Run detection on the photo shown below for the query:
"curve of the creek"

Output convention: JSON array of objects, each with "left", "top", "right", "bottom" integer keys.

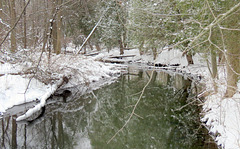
[{"left": 0, "top": 67, "right": 218, "bottom": 149}]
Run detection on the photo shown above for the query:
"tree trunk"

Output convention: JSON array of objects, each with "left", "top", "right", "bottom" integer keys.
[
  {"left": 30, "top": 0, "right": 36, "bottom": 48},
  {"left": 139, "top": 40, "right": 144, "bottom": 55},
  {"left": 95, "top": 44, "right": 101, "bottom": 51},
  {"left": 211, "top": 48, "right": 218, "bottom": 79},
  {"left": 0, "top": 1, "right": 3, "bottom": 29},
  {"left": 9, "top": 0, "right": 17, "bottom": 53},
  {"left": 224, "top": 12, "right": 240, "bottom": 97},
  {"left": 218, "top": 51, "right": 225, "bottom": 64},
  {"left": 211, "top": 47, "right": 218, "bottom": 92},
  {"left": 153, "top": 47, "right": 157, "bottom": 60},
  {"left": 1, "top": 119, "right": 4, "bottom": 148},
  {"left": 58, "top": 112, "right": 64, "bottom": 149},
  {"left": 87, "top": 40, "right": 93, "bottom": 51},
  {"left": 107, "top": 47, "right": 111, "bottom": 53},
  {"left": 186, "top": 53, "right": 194, "bottom": 65},
  {"left": 52, "top": 0, "right": 62, "bottom": 54},
  {"left": 24, "top": 124, "right": 27, "bottom": 149},
  {"left": 12, "top": 115, "right": 17, "bottom": 149},
  {"left": 51, "top": 114, "right": 56, "bottom": 148},
  {"left": 23, "top": 0, "right": 27, "bottom": 49},
  {"left": 119, "top": 39, "right": 124, "bottom": 55},
  {"left": 55, "top": 0, "right": 62, "bottom": 54},
  {"left": 52, "top": 21, "right": 57, "bottom": 54},
  {"left": 52, "top": 0, "right": 57, "bottom": 54}
]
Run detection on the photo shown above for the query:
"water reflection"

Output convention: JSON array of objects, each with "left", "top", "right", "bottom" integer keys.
[{"left": 0, "top": 70, "right": 217, "bottom": 149}]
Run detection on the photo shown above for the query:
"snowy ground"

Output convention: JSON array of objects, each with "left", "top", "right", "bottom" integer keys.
[
  {"left": 0, "top": 50, "right": 120, "bottom": 120},
  {"left": 1, "top": 47, "right": 239, "bottom": 148},
  {"left": 182, "top": 64, "right": 240, "bottom": 149}
]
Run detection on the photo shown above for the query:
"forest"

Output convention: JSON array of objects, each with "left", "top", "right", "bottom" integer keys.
[{"left": 0, "top": 0, "right": 240, "bottom": 148}]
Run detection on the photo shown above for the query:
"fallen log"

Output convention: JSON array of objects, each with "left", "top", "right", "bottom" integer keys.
[
  {"left": 16, "top": 76, "right": 68, "bottom": 122},
  {"left": 0, "top": 71, "right": 34, "bottom": 77},
  {"left": 84, "top": 52, "right": 100, "bottom": 56},
  {"left": 147, "top": 62, "right": 180, "bottom": 67},
  {"left": 108, "top": 55, "right": 136, "bottom": 59},
  {"left": 0, "top": 59, "right": 4, "bottom": 64},
  {"left": 123, "top": 47, "right": 137, "bottom": 50},
  {"left": 103, "top": 58, "right": 132, "bottom": 64}
]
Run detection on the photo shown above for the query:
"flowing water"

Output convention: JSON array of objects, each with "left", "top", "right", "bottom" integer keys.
[{"left": 0, "top": 69, "right": 217, "bottom": 149}]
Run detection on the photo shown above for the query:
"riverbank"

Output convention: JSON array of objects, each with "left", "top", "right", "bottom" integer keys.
[
  {"left": 94, "top": 48, "right": 240, "bottom": 149},
  {"left": 182, "top": 63, "right": 240, "bottom": 149},
  {"left": 0, "top": 50, "right": 121, "bottom": 120},
  {"left": 0, "top": 48, "right": 239, "bottom": 148}
]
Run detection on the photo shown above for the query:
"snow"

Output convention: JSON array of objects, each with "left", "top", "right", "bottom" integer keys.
[
  {"left": 180, "top": 59, "right": 240, "bottom": 148},
  {"left": 94, "top": 48, "right": 191, "bottom": 66},
  {"left": 0, "top": 51, "right": 120, "bottom": 120},
  {"left": 16, "top": 77, "right": 64, "bottom": 121},
  {"left": 201, "top": 94, "right": 240, "bottom": 148},
  {"left": 1, "top": 47, "right": 240, "bottom": 148},
  {"left": 0, "top": 75, "right": 46, "bottom": 112},
  {"left": 99, "top": 48, "right": 240, "bottom": 149}
]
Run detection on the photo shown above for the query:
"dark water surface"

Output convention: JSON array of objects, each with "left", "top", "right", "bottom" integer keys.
[{"left": 0, "top": 69, "right": 217, "bottom": 149}]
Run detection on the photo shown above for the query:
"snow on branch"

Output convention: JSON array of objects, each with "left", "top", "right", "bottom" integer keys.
[{"left": 16, "top": 77, "right": 65, "bottom": 121}]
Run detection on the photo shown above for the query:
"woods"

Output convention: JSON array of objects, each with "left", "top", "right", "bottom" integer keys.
[
  {"left": 0, "top": 0, "right": 240, "bottom": 148},
  {"left": 0, "top": 0, "right": 239, "bottom": 115}
]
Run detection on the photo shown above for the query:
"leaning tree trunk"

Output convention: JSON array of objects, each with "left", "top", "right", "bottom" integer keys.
[{"left": 224, "top": 11, "right": 240, "bottom": 97}]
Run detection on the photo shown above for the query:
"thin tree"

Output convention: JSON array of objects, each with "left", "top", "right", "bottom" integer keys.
[
  {"left": 9, "top": 0, "right": 17, "bottom": 53},
  {"left": 23, "top": 0, "right": 27, "bottom": 49}
]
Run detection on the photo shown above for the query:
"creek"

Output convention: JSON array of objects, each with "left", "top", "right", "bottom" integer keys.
[{"left": 0, "top": 68, "right": 217, "bottom": 149}]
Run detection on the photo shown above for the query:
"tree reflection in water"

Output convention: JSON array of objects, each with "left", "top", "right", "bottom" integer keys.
[{"left": 0, "top": 69, "right": 217, "bottom": 149}]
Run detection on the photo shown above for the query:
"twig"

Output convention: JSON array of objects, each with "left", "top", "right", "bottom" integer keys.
[
  {"left": 107, "top": 70, "right": 155, "bottom": 144},
  {"left": 133, "top": 113, "right": 144, "bottom": 119},
  {"left": 219, "top": 26, "right": 240, "bottom": 31},
  {"left": 174, "top": 97, "right": 199, "bottom": 112}
]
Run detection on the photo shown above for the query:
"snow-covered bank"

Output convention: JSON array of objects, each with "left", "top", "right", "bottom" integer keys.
[
  {"left": 0, "top": 52, "right": 120, "bottom": 120},
  {"left": 179, "top": 63, "right": 240, "bottom": 148},
  {"left": 96, "top": 48, "right": 240, "bottom": 148},
  {"left": 1, "top": 48, "right": 239, "bottom": 148}
]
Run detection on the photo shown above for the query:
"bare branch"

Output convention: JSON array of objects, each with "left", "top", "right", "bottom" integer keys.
[
  {"left": 76, "top": 8, "right": 109, "bottom": 54},
  {"left": 184, "top": 2, "right": 240, "bottom": 53},
  {"left": 219, "top": 26, "right": 240, "bottom": 31},
  {"left": 107, "top": 70, "right": 155, "bottom": 144}
]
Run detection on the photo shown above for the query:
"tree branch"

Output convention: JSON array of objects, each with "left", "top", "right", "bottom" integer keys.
[
  {"left": 76, "top": 7, "right": 109, "bottom": 54},
  {"left": 183, "top": 2, "right": 240, "bottom": 53},
  {"left": 107, "top": 70, "right": 155, "bottom": 144}
]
